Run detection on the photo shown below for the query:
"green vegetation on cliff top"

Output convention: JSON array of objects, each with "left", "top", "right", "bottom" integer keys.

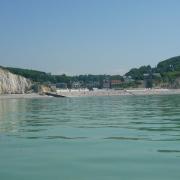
[
  {"left": 1, "top": 56, "right": 180, "bottom": 85},
  {"left": 126, "top": 56, "right": 180, "bottom": 81}
]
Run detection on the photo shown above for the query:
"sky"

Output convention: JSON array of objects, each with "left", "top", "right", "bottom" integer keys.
[{"left": 1, "top": 0, "right": 180, "bottom": 75}]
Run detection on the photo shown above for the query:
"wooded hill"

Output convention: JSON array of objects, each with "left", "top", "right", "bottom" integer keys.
[
  {"left": 1, "top": 55, "right": 180, "bottom": 88},
  {"left": 126, "top": 56, "right": 180, "bottom": 82}
]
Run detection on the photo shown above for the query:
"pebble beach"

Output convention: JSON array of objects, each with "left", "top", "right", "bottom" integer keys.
[
  {"left": 1, "top": 89, "right": 180, "bottom": 99},
  {"left": 56, "top": 88, "right": 180, "bottom": 97}
]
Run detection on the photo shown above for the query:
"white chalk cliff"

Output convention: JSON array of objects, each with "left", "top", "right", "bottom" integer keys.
[{"left": 0, "top": 68, "right": 31, "bottom": 94}]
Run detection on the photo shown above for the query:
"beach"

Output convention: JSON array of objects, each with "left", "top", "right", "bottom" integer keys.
[
  {"left": 1, "top": 89, "right": 180, "bottom": 99},
  {"left": 55, "top": 88, "right": 180, "bottom": 97}
]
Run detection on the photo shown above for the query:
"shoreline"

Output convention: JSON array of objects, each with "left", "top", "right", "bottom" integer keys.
[
  {"left": 1, "top": 89, "right": 180, "bottom": 99},
  {"left": 56, "top": 88, "right": 180, "bottom": 97},
  {"left": 0, "top": 93, "right": 51, "bottom": 99}
]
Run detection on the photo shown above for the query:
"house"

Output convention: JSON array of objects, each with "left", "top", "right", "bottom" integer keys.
[
  {"left": 143, "top": 73, "right": 162, "bottom": 88},
  {"left": 86, "top": 81, "right": 100, "bottom": 89},
  {"left": 143, "top": 73, "right": 152, "bottom": 88},
  {"left": 103, "top": 79, "right": 110, "bottom": 89},
  {"left": 71, "top": 81, "right": 81, "bottom": 89},
  {"left": 123, "top": 76, "right": 134, "bottom": 83},
  {"left": 56, "top": 83, "right": 67, "bottom": 89},
  {"left": 110, "top": 79, "right": 122, "bottom": 88}
]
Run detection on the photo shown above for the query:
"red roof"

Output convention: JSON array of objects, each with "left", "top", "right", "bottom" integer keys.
[{"left": 111, "top": 80, "right": 122, "bottom": 84}]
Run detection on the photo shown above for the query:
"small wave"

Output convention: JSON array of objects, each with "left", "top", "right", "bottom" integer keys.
[
  {"left": 45, "top": 136, "right": 87, "bottom": 140},
  {"left": 104, "top": 136, "right": 150, "bottom": 141},
  {"left": 157, "top": 149, "right": 180, "bottom": 153}
]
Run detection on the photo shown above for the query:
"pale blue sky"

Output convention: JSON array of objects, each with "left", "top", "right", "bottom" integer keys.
[{"left": 1, "top": 0, "right": 180, "bottom": 75}]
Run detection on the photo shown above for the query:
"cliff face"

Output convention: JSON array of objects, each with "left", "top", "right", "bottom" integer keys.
[{"left": 0, "top": 68, "right": 31, "bottom": 94}]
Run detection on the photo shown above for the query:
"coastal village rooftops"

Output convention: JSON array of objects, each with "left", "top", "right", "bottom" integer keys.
[
  {"left": 56, "top": 83, "right": 67, "bottom": 89},
  {"left": 111, "top": 79, "right": 122, "bottom": 85},
  {"left": 123, "top": 75, "right": 134, "bottom": 82},
  {"left": 103, "top": 79, "right": 110, "bottom": 88}
]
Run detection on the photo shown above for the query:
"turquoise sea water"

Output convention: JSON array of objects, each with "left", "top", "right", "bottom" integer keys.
[{"left": 0, "top": 95, "right": 180, "bottom": 180}]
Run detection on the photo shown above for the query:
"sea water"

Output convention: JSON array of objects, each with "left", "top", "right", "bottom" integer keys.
[{"left": 0, "top": 95, "right": 180, "bottom": 180}]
